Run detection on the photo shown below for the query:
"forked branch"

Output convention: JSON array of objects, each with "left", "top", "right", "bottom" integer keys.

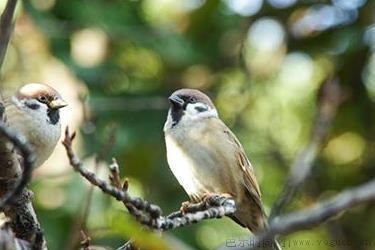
[{"left": 62, "top": 127, "right": 236, "bottom": 233}]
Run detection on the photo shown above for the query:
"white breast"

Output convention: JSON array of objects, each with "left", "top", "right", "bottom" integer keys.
[
  {"left": 5, "top": 100, "right": 61, "bottom": 167},
  {"left": 164, "top": 118, "right": 233, "bottom": 201},
  {"left": 165, "top": 134, "right": 207, "bottom": 198}
]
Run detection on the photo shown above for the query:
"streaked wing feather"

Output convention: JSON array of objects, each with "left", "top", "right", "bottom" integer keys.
[{"left": 223, "top": 127, "right": 263, "bottom": 207}]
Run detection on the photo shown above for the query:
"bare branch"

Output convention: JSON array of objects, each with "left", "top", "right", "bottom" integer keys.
[
  {"left": 0, "top": 0, "right": 18, "bottom": 70},
  {"left": 244, "top": 179, "right": 375, "bottom": 250},
  {"left": 0, "top": 123, "right": 34, "bottom": 209},
  {"left": 0, "top": 1, "right": 44, "bottom": 245},
  {"left": 62, "top": 127, "right": 236, "bottom": 233},
  {"left": 0, "top": 122, "right": 43, "bottom": 246},
  {"left": 65, "top": 125, "right": 118, "bottom": 250},
  {"left": 270, "top": 77, "right": 343, "bottom": 218}
]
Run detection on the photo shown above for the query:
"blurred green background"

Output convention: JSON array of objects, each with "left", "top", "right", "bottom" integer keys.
[{"left": 1, "top": 0, "right": 375, "bottom": 249}]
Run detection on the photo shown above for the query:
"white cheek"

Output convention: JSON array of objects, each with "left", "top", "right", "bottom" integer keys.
[
  {"left": 185, "top": 103, "right": 201, "bottom": 116},
  {"left": 29, "top": 105, "right": 49, "bottom": 122},
  {"left": 185, "top": 103, "right": 218, "bottom": 119}
]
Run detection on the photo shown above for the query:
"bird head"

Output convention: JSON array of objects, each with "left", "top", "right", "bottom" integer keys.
[
  {"left": 14, "top": 83, "right": 67, "bottom": 125},
  {"left": 166, "top": 89, "right": 218, "bottom": 128}
]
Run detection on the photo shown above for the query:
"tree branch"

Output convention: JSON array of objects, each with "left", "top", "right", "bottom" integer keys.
[
  {"left": 0, "top": 122, "right": 44, "bottom": 247},
  {"left": 62, "top": 127, "right": 236, "bottom": 233},
  {"left": 242, "top": 179, "right": 375, "bottom": 250},
  {"left": 270, "top": 77, "right": 343, "bottom": 218},
  {"left": 0, "top": 0, "right": 18, "bottom": 70},
  {"left": 0, "top": 123, "right": 34, "bottom": 209}
]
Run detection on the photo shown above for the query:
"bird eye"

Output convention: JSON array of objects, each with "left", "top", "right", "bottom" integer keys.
[
  {"left": 189, "top": 97, "right": 196, "bottom": 103},
  {"left": 38, "top": 96, "right": 47, "bottom": 103}
]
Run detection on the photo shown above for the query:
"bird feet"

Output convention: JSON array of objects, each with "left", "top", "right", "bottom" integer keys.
[
  {"left": 202, "top": 193, "right": 233, "bottom": 206},
  {"left": 179, "top": 193, "right": 234, "bottom": 214},
  {"left": 179, "top": 201, "right": 194, "bottom": 214}
]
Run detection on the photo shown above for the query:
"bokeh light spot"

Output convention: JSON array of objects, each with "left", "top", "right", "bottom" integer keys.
[
  {"left": 31, "top": 0, "right": 56, "bottom": 11},
  {"left": 279, "top": 52, "right": 314, "bottom": 87},
  {"left": 224, "top": 0, "right": 263, "bottom": 17},
  {"left": 267, "top": 0, "right": 296, "bottom": 9},
  {"left": 323, "top": 132, "right": 366, "bottom": 165},
  {"left": 332, "top": 0, "right": 366, "bottom": 10},
  {"left": 247, "top": 18, "right": 285, "bottom": 51},
  {"left": 38, "top": 186, "right": 66, "bottom": 210},
  {"left": 363, "top": 53, "right": 375, "bottom": 101},
  {"left": 142, "top": 0, "right": 204, "bottom": 30},
  {"left": 71, "top": 28, "right": 108, "bottom": 68},
  {"left": 182, "top": 65, "right": 212, "bottom": 89},
  {"left": 291, "top": 4, "right": 357, "bottom": 37},
  {"left": 117, "top": 46, "right": 163, "bottom": 83}
]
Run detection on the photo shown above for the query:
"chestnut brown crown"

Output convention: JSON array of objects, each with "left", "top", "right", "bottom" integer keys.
[
  {"left": 168, "top": 88, "right": 215, "bottom": 110},
  {"left": 16, "top": 83, "right": 67, "bottom": 109}
]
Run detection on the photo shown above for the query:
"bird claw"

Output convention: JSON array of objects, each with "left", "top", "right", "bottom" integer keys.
[
  {"left": 179, "top": 201, "right": 192, "bottom": 214},
  {"left": 203, "top": 194, "right": 232, "bottom": 206}
]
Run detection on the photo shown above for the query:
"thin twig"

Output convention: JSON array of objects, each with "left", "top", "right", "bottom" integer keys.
[
  {"left": 62, "top": 127, "right": 236, "bottom": 232},
  {"left": 244, "top": 179, "right": 375, "bottom": 250},
  {"left": 65, "top": 125, "right": 118, "bottom": 250}
]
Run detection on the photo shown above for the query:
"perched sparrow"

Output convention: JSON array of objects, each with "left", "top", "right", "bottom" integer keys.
[
  {"left": 3, "top": 83, "right": 67, "bottom": 167},
  {"left": 164, "top": 89, "right": 276, "bottom": 241}
]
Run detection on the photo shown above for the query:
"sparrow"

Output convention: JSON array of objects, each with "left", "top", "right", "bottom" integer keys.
[
  {"left": 2, "top": 83, "right": 67, "bottom": 167},
  {"left": 164, "top": 89, "right": 280, "bottom": 248}
]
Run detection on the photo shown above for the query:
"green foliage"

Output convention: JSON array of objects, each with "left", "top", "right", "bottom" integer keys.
[{"left": 5, "top": 0, "right": 374, "bottom": 249}]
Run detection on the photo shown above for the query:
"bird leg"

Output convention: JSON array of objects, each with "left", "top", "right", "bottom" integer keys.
[
  {"left": 179, "top": 201, "right": 193, "bottom": 214},
  {"left": 179, "top": 193, "right": 233, "bottom": 214},
  {"left": 203, "top": 193, "right": 233, "bottom": 206}
]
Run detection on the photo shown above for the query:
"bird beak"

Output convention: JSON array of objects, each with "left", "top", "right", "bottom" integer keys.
[
  {"left": 168, "top": 95, "right": 184, "bottom": 109},
  {"left": 48, "top": 99, "right": 68, "bottom": 109}
]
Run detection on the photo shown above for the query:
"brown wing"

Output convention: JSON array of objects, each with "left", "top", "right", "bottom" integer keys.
[
  {"left": 195, "top": 118, "right": 266, "bottom": 230},
  {"left": 223, "top": 127, "right": 261, "bottom": 198},
  {"left": 220, "top": 121, "right": 267, "bottom": 231}
]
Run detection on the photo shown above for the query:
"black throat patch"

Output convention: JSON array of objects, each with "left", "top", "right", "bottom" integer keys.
[
  {"left": 47, "top": 109, "right": 60, "bottom": 125},
  {"left": 170, "top": 108, "right": 184, "bottom": 127}
]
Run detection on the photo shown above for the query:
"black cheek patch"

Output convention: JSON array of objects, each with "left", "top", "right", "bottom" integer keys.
[
  {"left": 195, "top": 106, "right": 207, "bottom": 112},
  {"left": 171, "top": 109, "right": 183, "bottom": 127},
  {"left": 47, "top": 109, "right": 60, "bottom": 125},
  {"left": 25, "top": 102, "right": 40, "bottom": 110}
]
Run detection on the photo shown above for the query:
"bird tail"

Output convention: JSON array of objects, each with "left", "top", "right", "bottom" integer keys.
[
  {"left": 260, "top": 217, "right": 282, "bottom": 250},
  {"left": 229, "top": 213, "right": 282, "bottom": 250},
  {"left": 268, "top": 238, "right": 282, "bottom": 250},
  {"left": 249, "top": 213, "right": 282, "bottom": 250},
  {"left": 252, "top": 236, "right": 281, "bottom": 250},
  {"left": 232, "top": 191, "right": 282, "bottom": 249}
]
